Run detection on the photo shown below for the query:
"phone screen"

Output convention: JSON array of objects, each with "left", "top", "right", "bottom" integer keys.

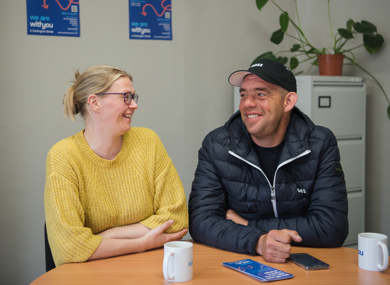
[{"left": 288, "top": 253, "right": 330, "bottom": 270}]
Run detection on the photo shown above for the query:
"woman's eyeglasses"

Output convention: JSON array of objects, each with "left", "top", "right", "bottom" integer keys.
[{"left": 96, "top": 92, "right": 139, "bottom": 105}]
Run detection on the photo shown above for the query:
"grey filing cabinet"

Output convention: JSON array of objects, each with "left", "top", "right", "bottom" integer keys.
[
  {"left": 296, "top": 75, "right": 366, "bottom": 246},
  {"left": 233, "top": 75, "right": 366, "bottom": 246}
]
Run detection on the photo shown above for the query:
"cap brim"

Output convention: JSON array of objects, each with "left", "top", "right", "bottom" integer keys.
[
  {"left": 229, "top": 70, "right": 288, "bottom": 90},
  {"left": 228, "top": 71, "right": 252, "bottom": 87}
]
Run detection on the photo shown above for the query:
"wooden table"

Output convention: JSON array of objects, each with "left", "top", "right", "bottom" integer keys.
[{"left": 31, "top": 242, "right": 390, "bottom": 284}]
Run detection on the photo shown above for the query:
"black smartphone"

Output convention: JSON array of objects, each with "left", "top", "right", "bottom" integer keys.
[{"left": 288, "top": 253, "right": 330, "bottom": 270}]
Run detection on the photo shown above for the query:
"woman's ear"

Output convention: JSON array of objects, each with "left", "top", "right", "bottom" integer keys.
[
  {"left": 88, "top": 94, "right": 100, "bottom": 110},
  {"left": 284, "top": 92, "right": 298, "bottom": 113}
]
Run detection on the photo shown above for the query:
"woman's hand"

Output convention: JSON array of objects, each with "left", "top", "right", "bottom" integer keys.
[
  {"left": 226, "top": 209, "right": 248, "bottom": 226},
  {"left": 141, "top": 220, "right": 188, "bottom": 251},
  {"left": 89, "top": 220, "right": 188, "bottom": 261}
]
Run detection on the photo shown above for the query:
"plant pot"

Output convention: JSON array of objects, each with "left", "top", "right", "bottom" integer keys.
[{"left": 317, "top": 54, "right": 345, "bottom": 76}]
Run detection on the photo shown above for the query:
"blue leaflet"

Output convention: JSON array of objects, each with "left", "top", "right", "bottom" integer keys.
[{"left": 222, "top": 259, "right": 293, "bottom": 282}]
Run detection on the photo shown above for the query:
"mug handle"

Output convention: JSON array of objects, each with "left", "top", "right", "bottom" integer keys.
[
  {"left": 377, "top": 241, "right": 389, "bottom": 271},
  {"left": 163, "top": 251, "right": 174, "bottom": 280}
]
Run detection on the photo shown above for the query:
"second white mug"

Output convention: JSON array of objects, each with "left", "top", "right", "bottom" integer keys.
[
  {"left": 358, "top": 232, "right": 389, "bottom": 272},
  {"left": 163, "top": 241, "right": 193, "bottom": 282}
]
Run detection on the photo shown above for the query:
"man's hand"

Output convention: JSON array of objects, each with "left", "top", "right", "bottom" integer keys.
[
  {"left": 226, "top": 209, "right": 248, "bottom": 226},
  {"left": 256, "top": 229, "right": 302, "bottom": 263}
]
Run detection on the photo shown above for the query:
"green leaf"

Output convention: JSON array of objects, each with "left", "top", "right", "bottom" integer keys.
[
  {"left": 307, "top": 47, "right": 318, "bottom": 54},
  {"left": 258, "top": 51, "right": 275, "bottom": 59},
  {"left": 346, "top": 19, "right": 355, "bottom": 32},
  {"left": 270, "top": 29, "right": 284, "bottom": 44},
  {"left": 311, "top": 59, "right": 319, "bottom": 66},
  {"left": 363, "top": 33, "right": 384, "bottom": 48},
  {"left": 256, "top": 0, "right": 269, "bottom": 11},
  {"left": 338, "top": 28, "right": 354, "bottom": 39},
  {"left": 280, "top": 12, "right": 289, "bottom": 32},
  {"left": 363, "top": 33, "right": 384, "bottom": 54},
  {"left": 354, "top": 21, "right": 377, "bottom": 33},
  {"left": 276, "top": 56, "right": 288, "bottom": 65},
  {"left": 387, "top": 104, "right": 390, "bottom": 120},
  {"left": 251, "top": 51, "right": 276, "bottom": 65},
  {"left": 290, "top": 44, "right": 301, "bottom": 52},
  {"left": 361, "top": 20, "right": 377, "bottom": 32},
  {"left": 290, "top": 57, "right": 299, "bottom": 70}
]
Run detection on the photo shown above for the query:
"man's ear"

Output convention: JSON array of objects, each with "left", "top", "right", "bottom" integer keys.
[
  {"left": 284, "top": 92, "right": 298, "bottom": 112},
  {"left": 88, "top": 94, "right": 100, "bottom": 110}
]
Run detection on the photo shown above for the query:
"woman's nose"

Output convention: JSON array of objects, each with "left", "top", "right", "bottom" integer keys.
[{"left": 129, "top": 100, "right": 138, "bottom": 109}]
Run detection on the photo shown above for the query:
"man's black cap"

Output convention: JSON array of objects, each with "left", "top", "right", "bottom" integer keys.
[{"left": 228, "top": 59, "right": 297, "bottom": 92}]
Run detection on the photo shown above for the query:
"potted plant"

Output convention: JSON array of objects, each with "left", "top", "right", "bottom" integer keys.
[{"left": 254, "top": 0, "right": 389, "bottom": 119}]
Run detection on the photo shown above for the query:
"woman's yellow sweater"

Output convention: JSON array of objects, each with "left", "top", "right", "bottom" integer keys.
[{"left": 44, "top": 128, "right": 188, "bottom": 267}]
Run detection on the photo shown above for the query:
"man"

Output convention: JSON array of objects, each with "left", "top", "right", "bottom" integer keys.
[{"left": 189, "top": 59, "right": 348, "bottom": 263}]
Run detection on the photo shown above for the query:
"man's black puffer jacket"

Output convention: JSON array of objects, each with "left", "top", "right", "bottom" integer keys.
[{"left": 189, "top": 107, "right": 348, "bottom": 255}]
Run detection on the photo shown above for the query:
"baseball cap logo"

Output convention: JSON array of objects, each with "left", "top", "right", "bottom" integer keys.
[{"left": 251, "top": 63, "right": 263, "bottom": 68}]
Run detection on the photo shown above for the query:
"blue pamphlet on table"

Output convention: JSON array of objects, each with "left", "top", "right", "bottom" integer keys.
[{"left": 222, "top": 259, "right": 293, "bottom": 282}]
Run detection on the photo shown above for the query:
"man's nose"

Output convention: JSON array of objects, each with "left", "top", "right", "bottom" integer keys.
[{"left": 241, "top": 95, "right": 256, "bottom": 108}]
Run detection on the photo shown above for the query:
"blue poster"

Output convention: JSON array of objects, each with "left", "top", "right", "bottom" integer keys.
[
  {"left": 129, "top": 0, "right": 172, "bottom": 40},
  {"left": 26, "top": 0, "right": 80, "bottom": 37}
]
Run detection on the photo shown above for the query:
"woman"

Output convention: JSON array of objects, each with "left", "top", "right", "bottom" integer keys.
[{"left": 44, "top": 65, "right": 188, "bottom": 267}]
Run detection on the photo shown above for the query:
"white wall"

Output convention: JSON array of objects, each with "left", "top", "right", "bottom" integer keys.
[{"left": 0, "top": 1, "right": 388, "bottom": 284}]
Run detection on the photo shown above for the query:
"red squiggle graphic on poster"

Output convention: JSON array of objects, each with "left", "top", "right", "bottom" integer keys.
[
  {"left": 41, "top": 0, "right": 79, "bottom": 10},
  {"left": 141, "top": 0, "right": 171, "bottom": 17}
]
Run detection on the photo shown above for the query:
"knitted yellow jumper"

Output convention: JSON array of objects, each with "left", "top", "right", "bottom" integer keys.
[{"left": 44, "top": 128, "right": 188, "bottom": 267}]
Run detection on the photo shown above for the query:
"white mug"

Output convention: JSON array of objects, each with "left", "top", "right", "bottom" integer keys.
[
  {"left": 358, "top": 232, "right": 389, "bottom": 271},
  {"left": 163, "top": 241, "right": 193, "bottom": 282}
]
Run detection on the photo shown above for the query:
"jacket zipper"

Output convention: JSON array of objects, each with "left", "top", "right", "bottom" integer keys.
[{"left": 228, "top": 149, "right": 311, "bottom": 218}]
